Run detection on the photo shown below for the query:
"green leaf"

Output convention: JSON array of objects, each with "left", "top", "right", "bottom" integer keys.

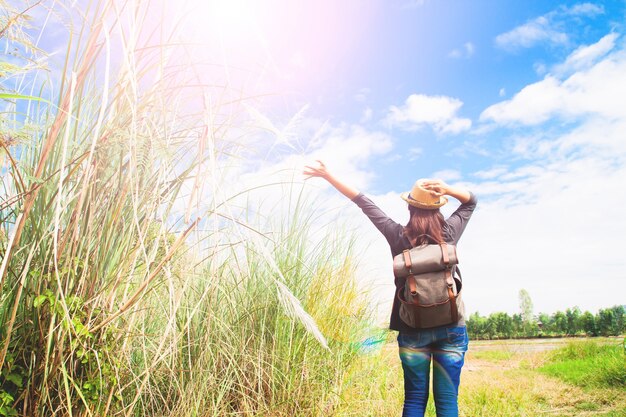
[
  {"left": 5, "top": 373, "right": 22, "bottom": 388},
  {"left": 0, "top": 405, "right": 18, "bottom": 417},
  {"left": 0, "top": 391, "right": 14, "bottom": 405},
  {"left": 33, "top": 295, "right": 47, "bottom": 308},
  {"left": 0, "top": 93, "right": 47, "bottom": 103}
]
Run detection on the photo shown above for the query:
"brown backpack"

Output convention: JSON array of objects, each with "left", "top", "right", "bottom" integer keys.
[{"left": 393, "top": 242, "right": 460, "bottom": 329}]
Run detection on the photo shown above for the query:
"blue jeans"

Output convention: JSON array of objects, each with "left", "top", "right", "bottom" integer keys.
[{"left": 397, "top": 326, "right": 468, "bottom": 417}]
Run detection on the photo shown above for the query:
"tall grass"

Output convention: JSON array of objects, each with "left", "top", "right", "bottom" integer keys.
[{"left": 0, "top": 1, "right": 373, "bottom": 416}]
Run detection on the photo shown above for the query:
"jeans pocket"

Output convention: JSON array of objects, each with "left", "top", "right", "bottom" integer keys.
[
  {"left": 445, "top": 326, "right": 468, "bottom": 350},
  {"left": 397, "top": 332, "right": 421, "bottom": 349}
]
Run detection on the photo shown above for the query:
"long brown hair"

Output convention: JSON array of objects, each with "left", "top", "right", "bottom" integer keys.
[{"left": 403, "top": 205, "right": 446, "bottom": 246}]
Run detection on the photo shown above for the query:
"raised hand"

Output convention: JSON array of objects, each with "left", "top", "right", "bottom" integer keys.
[
  {"left": 303, "top": 160, "right": 329, "bottom": 179},
  {"left": 302, "top": 160, "right": 359, "bottom": 199},
  {"left": 421, "top": 179, "right": 449, "bottom": 197}
]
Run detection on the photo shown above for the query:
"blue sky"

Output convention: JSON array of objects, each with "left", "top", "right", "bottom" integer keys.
[
  {"left": 4, "top": 0, "right": 626, "bottom": 319},
  {"left": 227, "top": 0, "right": 626, "bottom": 318},
  {"left": 259, "top": 0, "right": 625, "bottom": 194}
]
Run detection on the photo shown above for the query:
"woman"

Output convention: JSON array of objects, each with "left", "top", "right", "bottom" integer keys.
[{"left": 303, "top": 160, "right": 477, "bottom": 417}]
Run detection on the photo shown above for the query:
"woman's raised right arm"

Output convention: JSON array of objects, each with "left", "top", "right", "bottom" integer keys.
[
  {"left": 422, "top": 179, "right": 477, "bottom": 244},
  {"left": 421, "top": 179, "right": 472, "bottom": 204}
]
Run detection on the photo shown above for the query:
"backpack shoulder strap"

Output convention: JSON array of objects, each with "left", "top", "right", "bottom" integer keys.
[
  {"left": 453, "top": 265, "right": 462, "bottom": 281},
  {"left": 402, "top": 250, "right": 418, "bottom": 295}
]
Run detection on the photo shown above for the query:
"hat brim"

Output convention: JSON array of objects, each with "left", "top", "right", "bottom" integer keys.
[{"left": 400, "top": 192, "right": 448, "bottom": 209}]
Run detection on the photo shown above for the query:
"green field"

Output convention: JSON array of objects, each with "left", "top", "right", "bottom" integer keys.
[{"left": 334, "top": 337, "right": 626, "bottom": 417}]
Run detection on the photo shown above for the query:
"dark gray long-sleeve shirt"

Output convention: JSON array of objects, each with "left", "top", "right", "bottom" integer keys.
[{"left": 351, "top": 192, "right": 477, "bottom": 332}]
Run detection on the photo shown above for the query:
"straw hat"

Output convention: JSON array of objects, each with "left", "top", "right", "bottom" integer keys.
[{"left": 400, "top": 179, "right": 448, "bottom": 209}]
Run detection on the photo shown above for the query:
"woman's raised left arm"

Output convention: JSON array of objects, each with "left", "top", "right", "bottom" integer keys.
[{"left": 303, "top": 160, "right": 360, "bottom": 200}]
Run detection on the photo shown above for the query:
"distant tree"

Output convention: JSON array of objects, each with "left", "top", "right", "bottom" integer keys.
[
  {"left": 612, "top": 305, "right": 625, "bottom": 334},
  {"left": 565, "top": 307, "right": 581, "bottom": 335},
  {"left": 512, "top": 313, "right": 524, "bottom": 337},
  {"left": 597, "top": 308, "right": 615, "bottom": 336},
  {"left": 466, "top": 305, "right": 623, "bottom": 340},
  {"left": 518, "top": 289, "right": 534, "bottom": 322},
  {"left": 597, "top": 305, "right": 625, "bottom": 336},
  {"left": 553, "top": 311, "right": 568, "bottom": 335},
  {"left": 467, "top": 312, "right": 488, "bottom": 340},
  {"left": 487, "top": 312, "right": 513, "bottom": 339},
  {"left": 580, "top": 311, "right": 597, "bottom": 336},
  {"left": 482, "top": 315, "right": 496, "bottom": 339},
  {"left": 537, "top": 312, "right": 552, "bottom": 336}
]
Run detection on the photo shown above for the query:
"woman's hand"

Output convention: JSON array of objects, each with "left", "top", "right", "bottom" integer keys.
[
  {"left": 423, "top": 178, "right": 472, "bottom": 204},
  {"left": 421, "top": 179, "right": 449, "bottom": 197},
  {"left": 303, "top": 160, "right": 330, "bottom": 180},
  {"left": 303, "top": 160, "right": 360, "bottom": 200}
]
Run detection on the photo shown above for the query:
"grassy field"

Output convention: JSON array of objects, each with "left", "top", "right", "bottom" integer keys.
[{"left": 334, "top": 337, "right": 626, "bottom": 417}]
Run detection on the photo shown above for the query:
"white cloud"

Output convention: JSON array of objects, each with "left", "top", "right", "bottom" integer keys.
[
  {"left": 360, "top": 106, "right": 373, "bottom": 123},
  {"left": 461, "top": 148, "right": 626, "bottom": 315},
  {"left": 465, "top": 30, "right": 626, "bottom": 316},
  {"left": 472, "top": 166, "right": 508, "bottom": 180},
  {"left": 448, "top": 42, "right": 475, "bottom": 59},
  {"left": 308, "top": 125, "right": 393, "bottom": 182},
  {"left": 533, "top": 62, "right": 548, "bottom": 75},
  {"left": 407, "top": 147, "right": 422, "bottom": 161},
  {"left": 495, "top": 4, "right": 604, "bottom": 51},
  {"left": 480, "top": 42, "right": 626, "bottom": 126},
  {"left": 563, "top": 3, "right": 604, "bottom": 17},
  {"left": 553, "top": 33, "right": 618, "bottom": 76},
  {"left": 234, "top": 124, "right": 394, "bottom": 203},
  {"left": 354, "top": 87, "right": 371, "bottom": 102},
  {"left": 441, "top": 117, "right": 472, "bottom": 134},
  {"left": 498, "top": 88, "right": 506, "bottom": 97},
  {"left": 386, "top": 93, "right": 472, "bottom": 134},
  {"left": 481, "top": 76, "right": 564, "bottom": 125},
  {"left": 495, "top": 16, "right": 568, "bottom": 50},
  {"left": 431, "top": 169, "right": 461, "bottom": 182}
]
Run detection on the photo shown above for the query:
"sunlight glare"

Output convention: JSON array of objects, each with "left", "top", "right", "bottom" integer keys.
[
  {"left": 171, "top": 0, "right": 377, "bottom": 102},
  {"left": 185, "top": 0, "right": 263, "bottom": 50},
  {"left": 208, "top": 0, "right": 257, "bottom": 42}
]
